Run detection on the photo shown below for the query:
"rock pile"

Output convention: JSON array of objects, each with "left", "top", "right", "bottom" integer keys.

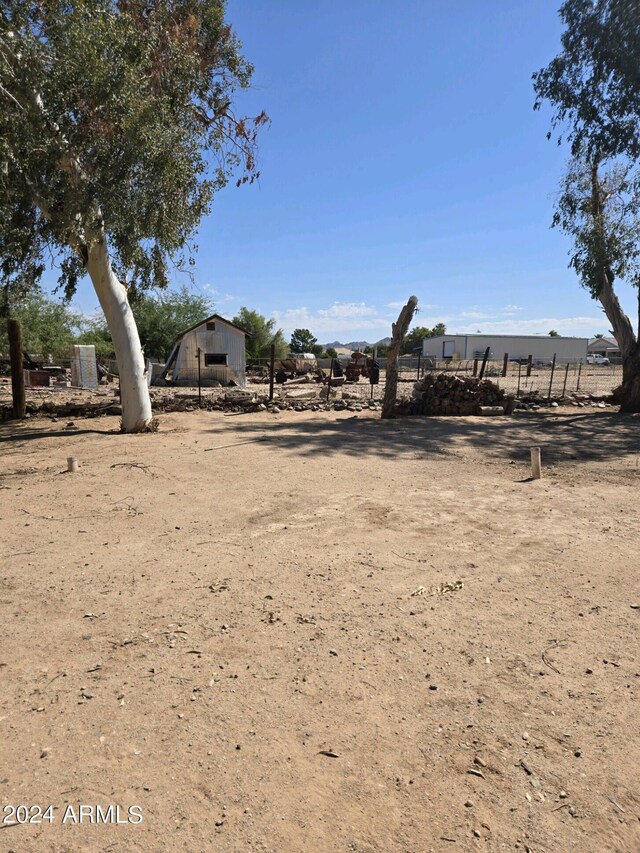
[
  {"left": 0, "top": 389, "right": 382, "bottom": 421},
  {"left": 405, "top": 373, "right": 514, "bottom": 416}
]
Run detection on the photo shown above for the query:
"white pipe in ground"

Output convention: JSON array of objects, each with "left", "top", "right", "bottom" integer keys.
[{"left": 530, "top": 446, "right": 542, "bottom": 479}]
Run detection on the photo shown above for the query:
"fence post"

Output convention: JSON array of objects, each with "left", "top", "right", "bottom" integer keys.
[
  {"left": 197, "top": 347, "right": 201, "bottom": 405},
  {"left": 416, "top": 353, "right": 421, "bottom": 381},
  {"left": 577, "top": 360, "right": 582, "bottom": 391},
  {"left": 502, "top": 353, "right": 509, "bottom": 377},
  {"left": 472, "top": 358, "right": 478, "bottom": 377},
  {"left": 268, "top": 344, "right": 275, "bottom": 402},
  {"left": 327, "top": 357, "right": 334, "bottom": 405},
  {"left": 517, "top": 362, "right": 522, "bottom": 398},
  {"left": 547, "top": 353, "right": 557, "bottom": 401},
  {"left": 478, "top": 347, "right": 490, "bottom": 379},
  {"left": 562, "top": 361, "right": 570, "bottom": 398},
  {"left": 526, "top": 354, "right": 533, "bottom": 377},
  {"left": 8, "top": 318, "right": 26, "bottom": 419}
]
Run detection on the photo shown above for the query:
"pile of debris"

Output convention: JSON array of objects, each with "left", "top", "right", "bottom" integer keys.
[{"left": 402, "top": 373, "right": 514, "bottom": 416}]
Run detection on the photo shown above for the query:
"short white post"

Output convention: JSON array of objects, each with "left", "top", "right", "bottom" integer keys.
[
  {"left": 530, "top": 446, "right": 541, "bottom": 480},
  {"left": 67, "top": 456, "right": 79, "bottom": 473}
]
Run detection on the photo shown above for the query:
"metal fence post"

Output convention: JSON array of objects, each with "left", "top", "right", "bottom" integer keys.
[
  {"left": 562, "top": 361, "right": 570, "bottom": 398},
  {"left": 197, "top": 347, "right": 201, "bottom": 405},
  {"left": 547, "top": 353, "right": 557, "bottom": 401},
  {"left": 327, "top": 358, "right": 334, "bottom": 405},
  {"left": 268, "top": 344, "right": 275, "bottom": 402},
  {"left": 478, "top": 347, "right": 490, "bottom": 379},
  {"left": 577, "top": 360, "right": 582, "bottom": 391}
]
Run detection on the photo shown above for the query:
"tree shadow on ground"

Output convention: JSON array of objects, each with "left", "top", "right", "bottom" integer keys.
[
  {"left": 203, "top": 411, "right": 640, "bottom": 466},
  {"left": 0, "top": 423, "right": 117, "bottom": 444}
]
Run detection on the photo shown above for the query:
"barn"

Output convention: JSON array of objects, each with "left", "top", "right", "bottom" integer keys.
[
  {"left": 422, "top": 333, "right": 589, "bottom": 364},
  {"left": 160, "top": 314, "right": 250, "bottom": 387}
]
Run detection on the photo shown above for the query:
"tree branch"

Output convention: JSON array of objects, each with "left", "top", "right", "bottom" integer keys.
[{"left": 0, "top": 81, "right": 24, "bottom": 110}]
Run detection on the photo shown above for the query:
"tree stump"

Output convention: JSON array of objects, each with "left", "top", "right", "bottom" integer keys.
[{"left": 381, "top": 296, "right": 418, "bottom": 419}]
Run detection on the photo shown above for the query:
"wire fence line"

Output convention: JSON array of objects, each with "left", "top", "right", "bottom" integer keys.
[
  {"left": 243, "top": 360, "right": 622, "bottom": 404},
  {"left": 105, "top": 352, "right": 620, "bottom": 404},
  {"left": 407, "top": 359, "right": 622, "bottom": 399}
]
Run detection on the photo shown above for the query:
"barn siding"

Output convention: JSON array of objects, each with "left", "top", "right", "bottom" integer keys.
[{"left": 174, "top": 320, "right": 246, "bottom": 385}]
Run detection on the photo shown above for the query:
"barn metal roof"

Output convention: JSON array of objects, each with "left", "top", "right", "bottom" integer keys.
[{"left": 173, "top": 313, "right": 252, "bottom": 341}]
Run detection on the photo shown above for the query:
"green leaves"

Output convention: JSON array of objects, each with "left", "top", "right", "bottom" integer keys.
[
  {"left": 232, "top": 307, "right": 287, "bottom": 361},
  {"left": 0, "top": 289, "right": 85, "bottom": 356},
  {"left": 0, "top": 1, "right": 267, "bottom": 295},
  {"left": 401, "top": 323, "right": 446, "bottom": 354},
  {"left": 289, "top": 328, "right": 323, "bottom": 356},
  {"left": 80, "top": 284, "right": 215, "bottom": 359},
  {"left": 533, "top": 0, "right": 640, "bottom": 159},
  {"left": 554, "top": 156, "right": 640, "bottom": 299}
]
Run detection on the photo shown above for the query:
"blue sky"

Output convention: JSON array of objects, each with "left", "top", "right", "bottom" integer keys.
[{"left": 61, "top": 0, "right": 634, "bottom": 342}]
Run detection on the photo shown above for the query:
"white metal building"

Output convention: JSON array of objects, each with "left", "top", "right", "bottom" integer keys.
[
  {"left": 422, "top": 334, "right": 589, "bottom": 363},
  {"left": 161, "top": 314, "right": 249, "bottom": 386}
]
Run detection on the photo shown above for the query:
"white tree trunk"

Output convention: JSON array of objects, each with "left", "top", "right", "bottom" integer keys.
[{"left": 86, "top": 237, "right": 153, "bottom": 432}]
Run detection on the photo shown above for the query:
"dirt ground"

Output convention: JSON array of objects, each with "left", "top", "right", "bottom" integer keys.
[{"left": 1, "top": 408, "right": 639, "bottom": 853}]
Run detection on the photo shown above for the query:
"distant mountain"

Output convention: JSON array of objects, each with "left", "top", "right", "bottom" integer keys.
[{"left": 324, "top": 337, "right": 391, "bottom": 350}]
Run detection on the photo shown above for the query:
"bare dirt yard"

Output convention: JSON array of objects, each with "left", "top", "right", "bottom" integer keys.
[{"left": 1, "top": 408, "right": 639, "bottom": 853}]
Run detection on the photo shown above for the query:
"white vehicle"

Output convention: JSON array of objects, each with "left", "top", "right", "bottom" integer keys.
[{"left": 586, "top": 354, "right": 610, "bottom": 365}]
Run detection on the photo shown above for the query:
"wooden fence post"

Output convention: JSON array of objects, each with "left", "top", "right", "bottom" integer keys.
[
  {"left": 478, "top": 346, "right": 491, "bottom": 380},
  {"left": 562, "top": 362, "right": 570, "bottom": 398},
  {"left": 268, "top": 344, "right": 275, "bottom": 402},
  {"left": 8, "top": 318, "right": 26, "bottom": 419},
  {"left": 502, "top": 353, "right": 509, "bottom": 377},
  {"left": 547, "top": 354, "right": 557, "bottom": 401}
]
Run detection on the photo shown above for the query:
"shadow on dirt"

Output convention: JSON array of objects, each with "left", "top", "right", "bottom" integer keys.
[{"left": 203, "top": 411, "right": 640, "bottom": 465}]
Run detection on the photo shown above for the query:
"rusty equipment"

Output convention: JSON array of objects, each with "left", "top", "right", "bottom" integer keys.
[{"left": 345, "top": 351, "right": 378, "bottom": 382}]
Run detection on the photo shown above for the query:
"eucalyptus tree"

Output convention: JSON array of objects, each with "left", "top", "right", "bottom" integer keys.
[
  {"left": 1, "top": 1, "right": 266, "bottom": 430},
  {"left": 533, "top": 0, "right": 640, "bottom": 410},
  {"left": 554, "top": 157, "right": 640, "bottom": 408}
]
